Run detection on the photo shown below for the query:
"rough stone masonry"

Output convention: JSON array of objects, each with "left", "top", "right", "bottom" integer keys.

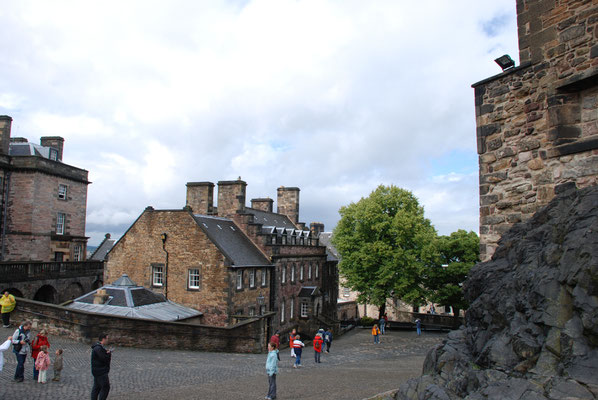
[{"left": 395, "top": 184, "right": 598, "bottom": 400}]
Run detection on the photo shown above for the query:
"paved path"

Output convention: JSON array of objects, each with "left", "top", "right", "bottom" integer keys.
[{"left": 0, "top": 325, "right": 444, "bottom": 400}]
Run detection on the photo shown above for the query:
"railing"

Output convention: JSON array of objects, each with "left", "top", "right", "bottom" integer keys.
[{"left": 0, "top": 261, "right": 104, "bottom": 282}]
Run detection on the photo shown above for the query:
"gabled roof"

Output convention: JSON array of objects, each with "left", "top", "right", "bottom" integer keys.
[
  {"left": 317, "top": 232, "right": 339, "bottom": 262},
  {"left": 298, "top": 286, "right": 319, "bottom": 297},
  {"left": 193, "top": 215, "right": 272, "bottom": 268},
  {"left": 90, "top": 234, "right": 115, "bottom": 261}
]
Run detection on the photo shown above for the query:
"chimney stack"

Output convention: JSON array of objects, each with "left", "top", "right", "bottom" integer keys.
[
  {"left": 217, "top": 178, "right": 247, "bottom": 217},
  {"left": 277, "top": 186, "right": 300, "bottom": 224},
  {"left": 186, "top": 182, "right": 214, "bottom": 215},
  {"left": 0, "top": 115, "right": 12, "bottom": 155},
  {"left": 251, "top": 198, "right": 273, "bottom": 213},
  {"left": 40, "top": 136, "right": 64, "bottom": 161},
  {"left": 310, "top": 222, "right": 325, "bottom": 236}
]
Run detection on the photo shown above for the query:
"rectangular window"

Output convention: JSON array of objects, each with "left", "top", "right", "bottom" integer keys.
[
  {"left": 343, "top": 287, "right": 351, "bottom": 297},
  {"left": 72, "top": 244, "right": 82, "bottom": 261},
  {"left": 308, "top": 264, "right": 312, "bottom": 280},
  {"left": 188, "top": 268, "right": 200, "bottom": 289},
  {"left": 249, "top": 307, "right": 255, "bottom": 317},
  {"left": 58, "top": 184, "right": 68, "bottom": 200},
  {"left": 301, "top": 302, "right": 309, "bottom": 318},
  {"left": 54, "top": 252, "right": 64, "bottom": 262},
  {"left": 315, "top": 264, "right": 319, "bottom": 279},
  {"left": 236, "top": 270, "right": 243, "bottom": 290},
  {"left": 261, "top": 269, "right": 267, "bottom": 287},
  {"left": 281, "top": 299, "right": 285, "bottom": 322},
  {"left": 290, "top": 298, "right": 294, "bottom": 319},
  {"left": 281, "top": 265, "right": 286, "bottom": 283},
  {"left": 56, "top": 213, "right": 66, "bottom": 235},
  {"left": 49, "top": 148, "right": 58, "bottom": 161},
  {"left": 249, "top": 269, "right": 256, "bottom": 288},
  {"left": 152, "top": 264, "right": 164, "bottom": 287},
  {"left": 291, "top": 265, "right": 295, "bottom": 282},
  {"left": 299, "top": 265, "right": 304, "bottom": 281}
]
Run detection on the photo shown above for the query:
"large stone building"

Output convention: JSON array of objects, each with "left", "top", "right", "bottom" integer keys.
[
  {"left": 473, "top": 0, "right": 598, "bottom": 261},
  {"left": 106, "top": 179, "right": 338, "bottom": 335},
  {"left": 0, "top": 116, "right": 90, "bottom": 261}
]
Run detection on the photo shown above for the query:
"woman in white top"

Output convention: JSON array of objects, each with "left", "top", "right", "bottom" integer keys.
[{"left": 0, "top": 336, "right": 12, "bottom": 372}]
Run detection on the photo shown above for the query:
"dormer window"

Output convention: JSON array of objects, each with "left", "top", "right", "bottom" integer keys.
[{"left": 49, "top": 148, "right": 58, "bottom": 161}]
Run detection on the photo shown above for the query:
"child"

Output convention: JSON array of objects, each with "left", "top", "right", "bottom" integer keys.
[
  {"left": 289, "top": 328, "right": 297, "bottom": 358},
  {"left": 313, "top": 333, "right": 323, "bottom": 363},
  {"left": 35, "top": 345, "right": 51, "bottom": 383},
  {"left": 292, "top": 334, "right": 305, "bottom": 368},
  {"left": 52, "top": 349, "right": 63, "bottom": 381},
  {"left": 265, "top": 342, "right": 279, "bottom": 400},
  {"left": 372, "top": 324, "right": 381, "bottom": 344}
]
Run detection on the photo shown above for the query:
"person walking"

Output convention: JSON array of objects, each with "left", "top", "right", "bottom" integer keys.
[
  {"left": 91, "top": 333, "right": 112, "bottom": 400},
  {"left": 12, "top": 320, "right": 31, "bottom": 382},
  {"left": 415, "top": 318, "right": 422, "bottom": 336},
  {"left": 1, "top": 291, "right": 16, "bottom": 328},
  {"left": 265, "top": 342, "right": 279, "bottom": 400},
  {"left": 52, "top": 349, "right": 63, "bottom": 382},
  {"left": 313, "top": 333, "right": 323, "bottom": 363},
  {"left": 34, "top": 345, "right": 51, "bottom": 384},
  {"left": 31, "top": 329, "right": 50, "bottom": 381},
  {"left": 372, "top": 324, "right": 381, "bottom": 344},
  {"left": 323, "top": 328, "right": 333, "bottom": 353},
  {"left": 289, "top": 329, "right": 297, "bottom": 359},
  {"left": 269, "top": 331, "right": 280, "bottom": 349},
  {"left": 292, "top": 334, "right": 305, "bottom": 368},
  {"left": 0, "top": 335, "right": 12, "bottom": 372},
  {"left": 379, "top": 316, "right": 386, "bottom": 335}
]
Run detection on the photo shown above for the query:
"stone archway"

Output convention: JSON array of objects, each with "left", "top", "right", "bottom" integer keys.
[
  {"left": 62, "top": 282, "right": 84, "bottom": 302},
  {"left": 1, "top": 288, "right": 24, "bottom": 297},
  {"left": 91, "top": 279, "right": 103, "bottom": 290},
  {"left": 33, "top": 285, "right": 58, "bottom": 304}
]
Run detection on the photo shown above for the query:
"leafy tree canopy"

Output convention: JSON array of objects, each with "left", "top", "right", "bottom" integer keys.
[{"left": 332, "top": 185, "right": 437, "bottom": 309}]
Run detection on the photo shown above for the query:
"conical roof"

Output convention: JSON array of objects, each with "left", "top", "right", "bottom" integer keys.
[{"left": 112, "top": 273, "right": 136, "bottom": 287}]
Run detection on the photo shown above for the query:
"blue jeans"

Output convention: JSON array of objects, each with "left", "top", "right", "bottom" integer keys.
[
  {"left": 267, "top": 374, "right": 276, "bottom": 399},
  {"left": 294, "top": 348, "right": 302, "bottom": 366},
  {"left": 314, "top": 351, "right": 320, "bottom": 363},
  {"left": 417, "top": 326, "right": 421, "bottom": 335},
  {"left": 374, "top": 335, "right": 379, "bottom": 344},
  {"left": 14, "top": 353, "right": 26, "bottom": 380},
  {"left": 33, "top": 362, "right": 39, "bottom": 380},
  {"left": 380, "top": 323, "right": 385, "bottom": 334}
]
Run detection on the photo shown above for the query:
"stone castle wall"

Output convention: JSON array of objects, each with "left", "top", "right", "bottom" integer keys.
[{"left": 474, "top": 0, "right": 598, "bottom": 260}]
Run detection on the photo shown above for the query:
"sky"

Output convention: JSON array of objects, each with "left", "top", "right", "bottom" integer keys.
[{"left": 0, "top": 1, "right": 519, "bottom": 246}]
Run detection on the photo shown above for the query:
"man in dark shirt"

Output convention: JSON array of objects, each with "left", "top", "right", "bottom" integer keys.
[{"left": 91, "top": 333, "right": 111, "bottom": 400}]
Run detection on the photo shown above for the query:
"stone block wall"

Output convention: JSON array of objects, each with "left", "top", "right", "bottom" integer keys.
[
  {"left": 474, "top": 0, "right": 598, "bottom": 260},
  {"left": 185, "top": 181, "right": 214, "bottom": 215},
  {"left": 277, "top": 186, "right": 300, "bottom": 224}
]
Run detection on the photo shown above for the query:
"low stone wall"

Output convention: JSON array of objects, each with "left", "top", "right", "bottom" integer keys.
[
  {"left": 392, "top": 311, "right": 462, "bottom": 329},
  {"left": 10, "top": 298, "right": 270, "bottom": 353}
]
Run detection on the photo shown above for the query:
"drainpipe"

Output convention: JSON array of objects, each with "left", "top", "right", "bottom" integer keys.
[
  {"left": 161, "top": 233, "right": 169, "bottom": 299},
  {"left": 0, "top": 171, "right": 11, "bottom": 261}
]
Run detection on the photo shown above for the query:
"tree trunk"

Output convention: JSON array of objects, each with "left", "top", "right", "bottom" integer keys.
[{"left": 378, "top": 303, "right": 386, "bottom": 319}]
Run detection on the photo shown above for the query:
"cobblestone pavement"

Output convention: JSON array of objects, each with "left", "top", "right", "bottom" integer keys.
[{"left": 0, "top": 325, "right": 444, "bottom": 400}]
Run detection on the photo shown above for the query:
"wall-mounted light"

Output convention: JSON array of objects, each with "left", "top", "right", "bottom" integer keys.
[
  {"left": 161, "top": 233, "right": 167, "bottom": 245},
  {"left": 494, "top": 54, "right": 515, "bottom": 71}
]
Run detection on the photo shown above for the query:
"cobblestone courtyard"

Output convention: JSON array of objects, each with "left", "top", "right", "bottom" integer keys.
[{"left": 0, "top": 326, "right": 444, "bottom": 399}]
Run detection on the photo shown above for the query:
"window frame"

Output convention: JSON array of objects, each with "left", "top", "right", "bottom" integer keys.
[
  {"left": 299, "top": 264, "right": 304, "bottom": 281},
  {"left": 236, "top": 270, "right": 243, "bottom": 290},
  {"left": 261, "top": 269, "right": 267, "bottom": 287},
  {"left": 281, "top": 264, "right": 286, "bottom": 283},
  {"left": 58, "top": 184, "right": 68, "bottom": 200},
  {"left": 308, "top": 264, "right": 312, "bottom": 280},
  {"left": 188, "top": 268, "right": 201, "bottom": 290},
  {"left": 249, "top": 268, "right": 256, "bottom": 288},
  {"left": 290, "top": 297, "right": 294, "bottom": 319},
  {"left": 291, "top": 264, "right": 296, "bottom": 283},
  {"left": 49, "top": 148, "right": 58, "bottom": 161},
  {"left": 315, "top": 263, "right": 319, "bottom": 279},
  {"left": 152, "top": 264, "right": 164, "bottom": 287},
  {"left": 72, "top": 244, "right": 82, "bottom": 261},
  {"left": 56, "top": 212, "right": 66, "bottom": 235},
  {"left": 300, "top": 301, "right": 309, "bottom": 318},
  {"left": 281, "top": 299, "right": 285, "bottom": 322}
]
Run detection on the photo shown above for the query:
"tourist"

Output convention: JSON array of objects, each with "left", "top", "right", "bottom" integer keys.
[
  {"left": 289, "top": 328, "right": 297, "bottom": 358},
  {"left": 34, "top": 345, "right": 51, "bottom": 384},
  {"left": 0, "top": 335, "right": 12, "bottom": 372},
  {"left": 415, "top": 318, "right": 422, "bottom": 336},
  {"left": 52, "top": 348, "right": 63, "bottom": 382},
  {"left": 269, "top": 331, "right": 280, "bottom": 348},
  {"left": 12, "top": 320, "right": 32, "bottom": 382},
  {"left": 292, "top": 334, "right": 305, "bottom": 368},
  {"left": 379, "top": 315, "right": 386, "bottom": 334},
  {"left": 0, "top": 291, "right": 16, "bottom": 328},
  {"left": 324, "top": 328, "right": 333, "bottom": 353},
  {"left": 31, "top": 329, "right": 51, "bottom": 381},
  {"left": 265, "top": 342, "right": 279, "bottom": 400},
  {"left": 313, "top": 332, "right": 323, "bottom": 363},
  {"left": 91, "top": 333, "right": 112, "bottom": 400},
  {"left": 372, "top": 324, "right": 381, "bottom": 344}
]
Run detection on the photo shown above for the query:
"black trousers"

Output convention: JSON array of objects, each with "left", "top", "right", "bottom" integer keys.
[
  {"left": 91, "top": 373, "right": 110, "bottom": 400},
  {"left": 1, "top": 312, "right": 9, "bottom": 326}
]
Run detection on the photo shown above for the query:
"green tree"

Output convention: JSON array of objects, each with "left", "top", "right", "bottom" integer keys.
[
  {"left": 425, "top": 230, "right": 479, "bottom": 316},
  {"left": 332, "top": 185, "right": 437, "bottom": 317}
]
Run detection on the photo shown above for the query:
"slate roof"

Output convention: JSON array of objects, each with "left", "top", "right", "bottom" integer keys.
[
  {"left": 246, "top": 208, "right": 296, "bottom": 228},
  {"left": 68, "top": 274, "right": 202, "bottom": 321},
  {"left": 9, "top": 142, "right": 50, "bottom": 158},
  {"left": 90, "top": 234, "right": 115, "bottom": 261},
  {"left": 193, "top": 215, "right": 272, "bottom": 268},
  {"left": 316, "top": 232, "right": 339, "bottom": 262},
  {"left": 298, "top": 286, "right": 319, "bottom": 297}
]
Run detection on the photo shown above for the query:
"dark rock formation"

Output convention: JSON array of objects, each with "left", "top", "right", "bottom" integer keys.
[{"left": 397, "top": 185, "right": 598, "bottom": 399}]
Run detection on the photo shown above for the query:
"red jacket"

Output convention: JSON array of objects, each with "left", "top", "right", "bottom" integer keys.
[
  {"left": 270, "top": 334, "right": 280, "bottom": 348},
  {"left": 313, "top": 335, "right": 323, "bottom": 352},
  {"left": 31, "top": 334, "right": 50, "bottom": 360}
]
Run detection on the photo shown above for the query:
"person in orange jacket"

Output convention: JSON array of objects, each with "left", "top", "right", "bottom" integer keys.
[
  {"left": 372, "top": 324, "right": 381, "bottom": 344},
  {"left": 313, "top": 333, "right": 323, "bottom": 363}
]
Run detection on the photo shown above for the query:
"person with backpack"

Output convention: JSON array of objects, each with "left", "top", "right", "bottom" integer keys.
[
  {"left": 313, "top": 333, "right": 323, "bottom": 363},
  {"left": 12, "top": 320, "right": 32, "bottom": 382},
  {"left": 323, "top": 328, "right": 333, "bottom": 353},
  {"left": 372, "top": 324, "right": 381, "bottom": 344},
  {"left": 31, "top": 329, "right": 50, "bottom": 381}
]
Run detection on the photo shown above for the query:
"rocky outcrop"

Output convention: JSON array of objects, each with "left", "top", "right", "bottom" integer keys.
[{"left": 397, "top": 184, "right": 598, "bottom": 399}]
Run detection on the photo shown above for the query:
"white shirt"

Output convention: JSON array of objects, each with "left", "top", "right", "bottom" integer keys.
[{"left": 0, "top": 339, "right": 11, "bottom": 372}]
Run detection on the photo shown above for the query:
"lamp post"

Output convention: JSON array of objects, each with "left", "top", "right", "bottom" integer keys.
[{"left": 257, "top": 294, "right": 265, "bottom": 315}]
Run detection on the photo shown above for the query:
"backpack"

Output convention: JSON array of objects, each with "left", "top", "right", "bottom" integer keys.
[{"left": 12, "top": 327, "right": 25, "bottom": 354}]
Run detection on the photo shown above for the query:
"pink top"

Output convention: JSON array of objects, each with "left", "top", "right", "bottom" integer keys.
[{"left": 35, "top": 351, "right": 51, "bottom": 371}]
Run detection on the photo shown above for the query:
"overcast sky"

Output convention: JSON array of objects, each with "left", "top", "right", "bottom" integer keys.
[{"left": 0, "top": 1, "right": 519, "bottom": 246}]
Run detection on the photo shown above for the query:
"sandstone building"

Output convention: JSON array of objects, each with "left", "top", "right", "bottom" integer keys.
[
  {"left": 106, "top": 179, "right": 338, "bottom": 335},
  {"left": 0, "top": 116, "right": 90, "bottom": 261},
  {"left": 473, "top": 1, "right": 598, "bottom": 261}
]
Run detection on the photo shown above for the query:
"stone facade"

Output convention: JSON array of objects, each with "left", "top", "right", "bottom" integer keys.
[
  {"left": 0, "top": 116, "right": 90, "bottom": 262},
  {"left": 473, "top": 0, "right": 598, "bottom": 260}
]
